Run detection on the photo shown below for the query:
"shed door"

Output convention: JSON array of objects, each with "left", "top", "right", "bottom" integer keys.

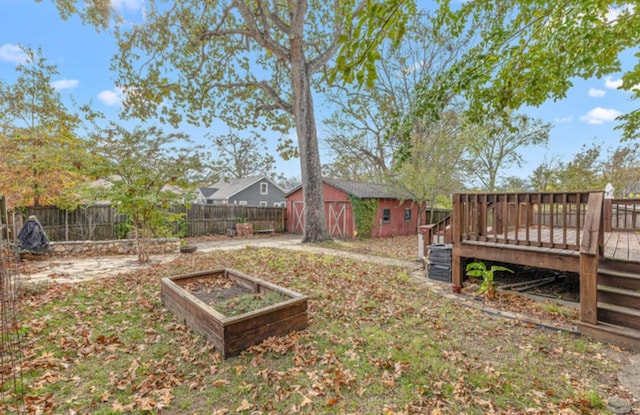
[
  {"left": 292, "top": 201, "right": 305, "bottom": 234},
  {"left": 328, "top": 202, "right": 348, "bottom": 239}
]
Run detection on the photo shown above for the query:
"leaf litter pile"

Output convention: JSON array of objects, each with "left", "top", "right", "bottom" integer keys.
[{"left": 7, "top": 247, "right": 638, "bottom": 414}]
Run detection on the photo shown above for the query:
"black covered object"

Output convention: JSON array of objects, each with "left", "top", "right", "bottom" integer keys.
[
  {"left": 17, "top": 216, "right": 50, "bottom": 254},
  {"left": 427, "top": 244, "right": 452, "bottom": 283}
]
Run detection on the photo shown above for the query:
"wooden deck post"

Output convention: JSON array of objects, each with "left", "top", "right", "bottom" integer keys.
[
  {"left": 603, "top": 198, "right": 612, "bottom": 232},
  {"left": 579, "top": 192, "right": 604, "bottom": 325},
  {"left": 451, "top": 195, "right": 464, "bottom": 288}
]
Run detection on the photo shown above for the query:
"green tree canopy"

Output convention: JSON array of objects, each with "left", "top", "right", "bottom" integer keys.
[
  {"left": 86, "top": 123, "right": 204, "bottom": 262},
  {"left": 422, "top": 1, "right": 639, "bottom": 140},
  {"left": 460, "top": 114, "right": 550, "bottom": 191}
]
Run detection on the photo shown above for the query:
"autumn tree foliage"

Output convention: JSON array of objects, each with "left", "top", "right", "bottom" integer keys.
[{"left": 0, "top": 47, "right": 87, "bottom": 208}]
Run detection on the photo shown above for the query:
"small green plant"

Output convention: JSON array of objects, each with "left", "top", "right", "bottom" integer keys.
[
  {"left": 114, "top": 219, "right": 133, "bottom": 239},
  {"left": 465, "top": 261, "right": 513, "bottom": 299},
  {"left": 582, "top": 390, "right": 604, "bottom": 409},
  {"left": 542, "top": 301, "right": 578, "bottom": 319},
  {"left": 237, "top": 217, "right": 248, "bottom": 223}
]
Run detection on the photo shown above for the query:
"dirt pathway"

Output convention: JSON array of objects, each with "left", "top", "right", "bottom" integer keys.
[{"left": 18, "top": 234, "right": 422, "bottom": 284}]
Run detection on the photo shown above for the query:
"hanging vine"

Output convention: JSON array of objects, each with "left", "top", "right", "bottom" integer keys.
[{"left": 349, "top": 196, "right": 379, "bottom": 239}]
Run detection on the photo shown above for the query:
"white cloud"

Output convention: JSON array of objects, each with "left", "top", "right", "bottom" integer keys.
[
  {"left": 97, "top": 87, "right": 124, "bottom": 106},
  {"left": 579, "top": 107, "right": 623, "bottom": 124},
  {"left": 111, "top": 0, "right": 144, "bottom": 12},
  {"left": 0, "top": 43, "right": 29, "bottom": 65},
  {"left": 51, "top": 79, "right": 79, "bottom": 90},
  {"left": 588, "top": 88, "right": 605, "bottom": 98},
  {"left": 553, "top": 116, "right": 573, "bottom": 123},
  {"left": 605, "top": 76, "right": 623, "bottom": 90}
]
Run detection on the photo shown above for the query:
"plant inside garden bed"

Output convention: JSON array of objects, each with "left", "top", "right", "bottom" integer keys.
[{"left": 179, "top": 274, "right": 287, "bottom": 317}]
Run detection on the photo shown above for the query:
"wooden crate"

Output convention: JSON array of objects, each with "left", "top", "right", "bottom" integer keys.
[{"left": 160, "top": 268, "right": 308, "bottom": 358}]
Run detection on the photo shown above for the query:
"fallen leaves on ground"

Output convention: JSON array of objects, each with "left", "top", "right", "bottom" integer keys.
[{"left": 8, "top": 246, "right": 637, "bottom": 414}]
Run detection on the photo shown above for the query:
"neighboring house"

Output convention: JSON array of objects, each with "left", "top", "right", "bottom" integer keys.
[
  {"left": 285, "top": 178, "right": 419, "bottom": 239},
  {"left": 196, "top": 176, "right": 286, "bottom": 207}
]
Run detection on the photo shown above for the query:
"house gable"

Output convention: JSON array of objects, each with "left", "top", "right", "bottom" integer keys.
[{"left": 200, "top": 176, "right": 286, "bottom": 206}]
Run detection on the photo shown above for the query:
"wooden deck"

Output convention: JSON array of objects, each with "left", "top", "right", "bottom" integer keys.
[
  {"left": 424, "top": 192, "right": 640, "bottom": 350},
  {"left": 605, "top": 230, "right": 640, "bottom": 262},
  {"left": 458, "top": 228, "right": 639, "bottom": 262}
]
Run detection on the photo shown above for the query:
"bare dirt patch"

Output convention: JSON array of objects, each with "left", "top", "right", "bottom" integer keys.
[{"left": 179, "top": 274, "right": 287, "bottom": 317}]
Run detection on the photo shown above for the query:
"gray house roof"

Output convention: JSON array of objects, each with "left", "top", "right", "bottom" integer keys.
[
  {"left": 205, "top": 176, "right": 285, "bottom": 201},
  {"left": 198, "top": 186, "right": 218, "bottom": 198},
  {"left": 285, "top": 178, "right": 415, "bottom": 200}
]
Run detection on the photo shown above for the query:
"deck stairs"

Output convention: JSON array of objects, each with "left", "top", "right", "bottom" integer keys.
[{"left": 580, "top": 259, "right": 640, "bottom": 350}]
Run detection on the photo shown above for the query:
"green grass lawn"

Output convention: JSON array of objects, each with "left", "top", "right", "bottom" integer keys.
[{"left": 7, "top": 247, "right": 635, "bottom": 414}]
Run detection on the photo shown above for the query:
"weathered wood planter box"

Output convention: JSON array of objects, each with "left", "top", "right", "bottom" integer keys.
[{"left": 160, "top": 268, "right": 308, "bottom": 358}]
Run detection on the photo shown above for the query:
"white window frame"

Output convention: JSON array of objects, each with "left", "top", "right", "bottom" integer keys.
[
  {"left": 260, "top": 182, "right": 268, "bottom": 195},
  {"left": 259, "top": 201, "right": 268, "bottom": 207},
  {"left": 239, "top": 201, "right": 248, "bottom": 206}
]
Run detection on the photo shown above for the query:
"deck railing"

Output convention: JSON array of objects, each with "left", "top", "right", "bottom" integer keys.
[
  {"left": 452, "top": 192, "right": 593, "bottom": 251},
  {"left": 421, "top": 214, "right": 452, "bottom": 247},
  {"left": 606, "top": 198, "right": 640, "bottom": 231}
]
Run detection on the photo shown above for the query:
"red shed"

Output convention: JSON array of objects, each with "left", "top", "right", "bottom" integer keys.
[{"left": 285, "top": 178, "right": 419, "bottom": 239}]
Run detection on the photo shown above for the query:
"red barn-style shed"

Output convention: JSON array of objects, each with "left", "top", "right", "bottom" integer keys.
[{"left": 285, "top": 178, "right": 419, "bottom": 239}]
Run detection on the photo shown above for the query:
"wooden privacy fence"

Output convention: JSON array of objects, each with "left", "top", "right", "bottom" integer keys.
[
  {"left": 168, "top": 205, "right": 286, "bottom": 236},
  {"left": 14, "top": 204, "right": 286, "bottom": 242}
]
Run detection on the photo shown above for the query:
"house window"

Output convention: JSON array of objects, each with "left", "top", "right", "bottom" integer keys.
[
  {"left": 239, "top": 201, "right": 248, "bottom": 206},
  {"left": 260, "top": 182, "right": 268, "bottom": 195},
  {"left": 382, "top": 208, "right": 391, "bottom": 223},
  {"left": 405, "top": 208, "right": 412, "bottom": 222},
  {"left": 259, "top": 201, "right": 267, "bottom": 207}
]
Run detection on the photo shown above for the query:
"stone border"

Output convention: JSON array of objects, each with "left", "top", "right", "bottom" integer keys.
[{"left": 47, "top": 238, "right": 180, "bottom": 257}]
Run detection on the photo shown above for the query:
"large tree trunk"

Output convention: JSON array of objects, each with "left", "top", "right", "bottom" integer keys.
[{"left": 290, "top": 1, "right": 330, "bottom": 243}]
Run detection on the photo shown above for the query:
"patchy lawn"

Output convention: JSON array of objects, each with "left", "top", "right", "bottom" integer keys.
[
  {"left": 8, "top": 248, "right": 637, "bottom": 414},
  {"left": 313, "top": 235, "right": 420, "bottom": 260}
]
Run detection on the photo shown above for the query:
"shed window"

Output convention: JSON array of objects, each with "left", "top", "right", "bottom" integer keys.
[
  {"left": 405, "top": 208, "right": 412, "bottom": 222},
  {"left": 260, "top": 182, "right": 268, "bottom": 195},
  {"left": 382, "top": 208, "right": 391, "bottom": 223}
]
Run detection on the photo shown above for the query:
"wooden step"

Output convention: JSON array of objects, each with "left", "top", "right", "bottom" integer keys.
[
  {"left": 598, "top": 266, "right": 640, "bottom": 291},
  {"left": 578, "top": 321, "right": 640, "bottom": 351},
  {"left": 598, "top": 285, "right": 640, "bottom": 310},
  {"left": 597, "top": 302, "right": 640, "bottom": 331},
  {"left": 598, "top": 259, "right": 640, "bottom": 276}
]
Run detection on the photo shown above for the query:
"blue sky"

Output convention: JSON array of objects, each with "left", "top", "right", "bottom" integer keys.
[{"left": 1, "top": 0, "right": 637, "bottom": 184}]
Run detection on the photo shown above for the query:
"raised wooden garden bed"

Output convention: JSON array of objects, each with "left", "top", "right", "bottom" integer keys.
[{"left": 160, "top": 268, "right": 308, "bottom": 358}]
